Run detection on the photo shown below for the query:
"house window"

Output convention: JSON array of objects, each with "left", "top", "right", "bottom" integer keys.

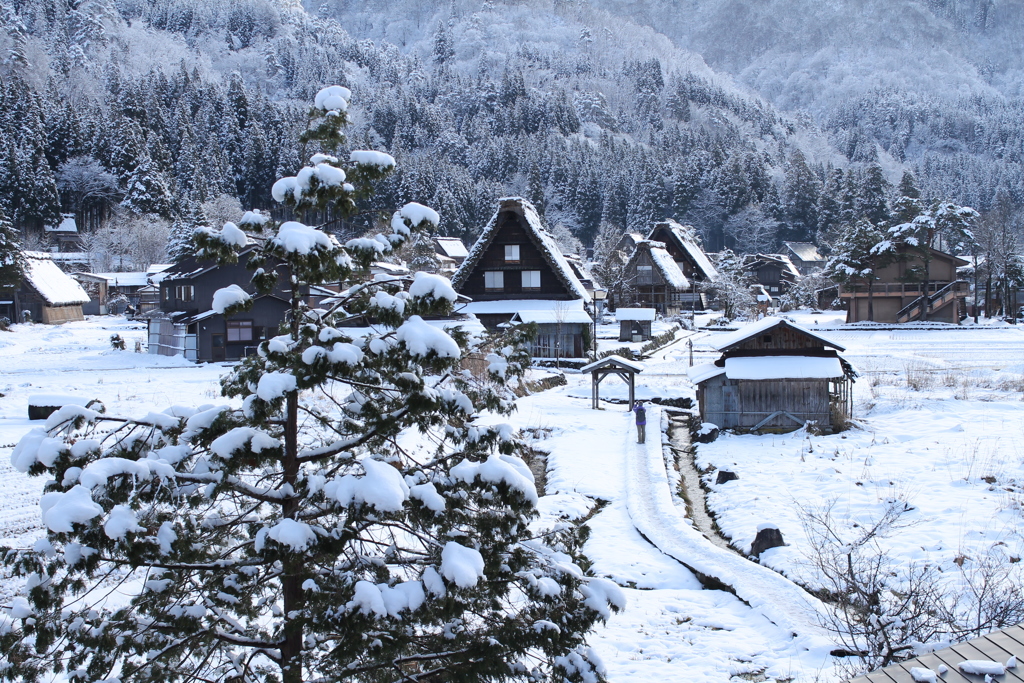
[
  {"left": 175, "top": 285, "right": 194, "bottom": 302},
  {"left": 504, "top": 244, "right": 520, "bottom": 262},
  {"left": 227, "top": 320, "right": 254, "bottom": 342},
  {"left": 484, "top": 271, "right": 504, "bottom": 291},
  {"left": 522, "top": 270, "right": 541, "bottom": 290},
  {"left": 637, "top": 265, "right": 653, "bottom": 285},
  {"left": 163, "top": 287, "right": 170, "bottom": 301}
]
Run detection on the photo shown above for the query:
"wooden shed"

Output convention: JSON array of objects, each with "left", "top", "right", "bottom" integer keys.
[
  {"left": 847, "top": 623, "right": 1024, "bottom": 683},
  {"left": 17, "top": 252, "right": 90, "bottom": 323},
  {"left": 688, "top": 317, "right": 854, "bottom": 432},
  {"left": 616, "top": 308, "right": 656, "bottom": 342}
]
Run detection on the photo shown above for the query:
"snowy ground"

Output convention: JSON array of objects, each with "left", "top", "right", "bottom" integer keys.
[{"left": 3, "top": 314, "right": 1024, "bottom": 682}]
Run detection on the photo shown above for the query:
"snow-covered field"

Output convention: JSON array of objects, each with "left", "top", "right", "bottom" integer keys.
[{"left": 3, "top": 314, "right": 1024, "bottom": 682}]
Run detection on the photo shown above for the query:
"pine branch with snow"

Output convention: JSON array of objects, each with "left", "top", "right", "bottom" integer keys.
[{"left": 0, "top": 86, "right": 617, "bottom": 683}]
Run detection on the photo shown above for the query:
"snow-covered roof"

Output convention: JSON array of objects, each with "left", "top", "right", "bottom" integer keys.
[
  {"left": 22, "top": 252, "right": 90, "bottom": 306},
  {"left": 724, "top": 356, "right": 844, "bottom": 380},
  {"left": 511, "top": 308, "right": 593, "bottom": 324},
  {"left": 687, "top": 356, "right": 845, "bottom": 383},
  {"left": 91, "top": 272, "right": 150, "bottom": 287},
  {"left": 459, "top": 298, "right": 587, "bottom": 317},
  {"left": 44, "top": 215, "right": 77, "bottom": 234},
  {"left": 452, "top": 197, "right": 591, "bottom": 302},
  {"left": 783, "top": 242, "right": 824, "bottom": 263},
  {"left": 687, "top": 362, "right": 726, "bottom": 384},
  {"left": 434, "top": 237, "right": 468, "bottom": 259},
  {"left": 648, "top": 221, "right": 718, "bottom": 280},
  {"left": 148, "top": 264, "right": 173, "bottom": 275},
  {"left": 580, "top": 355, "right": 646, "bottom": 374},
  {"left": 746, "top": 253, "right": 802, "bottom": 281},
  {"left": 710, "top": 317, "right": 845, "bottom": 352},
  {"left": 615, "top": 308, "right": 657, "bottom": 322},
  {"left": 648, "top": 245, "right": 689, "bottom": 289},
  {"left": 628, "top": 241, "right": 689, "bottom": 290}
]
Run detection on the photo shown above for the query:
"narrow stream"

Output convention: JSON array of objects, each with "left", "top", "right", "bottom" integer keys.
[{"left": 665, "top": 412, "right": 741, "bottom": 555}]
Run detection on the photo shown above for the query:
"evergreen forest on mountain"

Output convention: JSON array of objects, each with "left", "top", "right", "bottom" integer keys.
[{"left": 1, "top": 0, "right": 1022, "bottom": 265}]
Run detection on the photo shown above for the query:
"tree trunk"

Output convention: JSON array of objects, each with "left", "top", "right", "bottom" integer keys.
[
  {"left": 281, "top": 300, "right": 304, "bottom": 683},
  {"left": 867, "top": 279, "right": 874, "bottom": 322}
]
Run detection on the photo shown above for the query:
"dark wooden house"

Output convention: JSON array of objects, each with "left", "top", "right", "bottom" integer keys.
[
  {"left": 743, "top": 253, "right": 801, "bottom": 297},
  {"left": 451, "top": 197, "right": 593, "bottom": 359},
  {"left": 619, "top": 240, "right": 690, "bottom": 315},
  {"left": 147, "top": 249, "right": 292, "bottom": 362},
  {"left": 14, "top": 252, "right": 90, "bottom": 324},
  {"left": 647, "top": 220, "right": 719, "bottom": 284},
  {"left": 840, "top": 245, "right": 969, "bottom": 323},
  {"left": 688, "top": 317, "right": 855, "bottom": 432}
]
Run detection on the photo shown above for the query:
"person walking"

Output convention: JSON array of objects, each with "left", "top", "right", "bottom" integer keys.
[{"left": 633, "top": 400, "right": 647, "bottom": 444}]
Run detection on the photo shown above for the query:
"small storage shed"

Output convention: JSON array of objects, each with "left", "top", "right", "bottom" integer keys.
[
  {"left": 616, "top": 308, "right": 656, "bottom": 341},
  {"left": 18, "top": 252, "right": 91, "bottom": 323},
  {"left": 688, "top": 317, "right": 854, "bottom": 432}
]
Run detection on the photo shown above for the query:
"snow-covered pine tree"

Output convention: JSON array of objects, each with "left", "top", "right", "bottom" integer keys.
[
  {"left": 826, "top": 218, "right": 887, "bottom": 322},
  {"left": 0, "top": 204, "right": 25, "bottom": 290},
  {"left": 167, "top": 201, "right": 211, "bottom": 262},
  {"left": 881, "top": 198, "right": 977, "bottom": 319},
  {"left": 701, "top": 248, "right": 754, "bottom": 320},
  {"left": 1, "top": 85, "right": 621, "bottom": 683}
]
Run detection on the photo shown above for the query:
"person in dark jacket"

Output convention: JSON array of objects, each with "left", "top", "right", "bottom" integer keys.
[{"left": 633, "top": 401, "right": 647, "bottom": 443}]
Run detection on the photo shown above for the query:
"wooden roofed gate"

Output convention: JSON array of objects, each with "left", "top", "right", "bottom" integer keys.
[
  {"left": 688, "top": 317, "right": 855, "bottom": 433},
  {"left": 580, "top": 355, "right": 645, "bottom": 410}
]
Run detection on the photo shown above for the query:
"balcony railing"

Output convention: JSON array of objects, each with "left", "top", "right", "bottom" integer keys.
[{"left": 840, "top": 280, "right": 969, "bottom": 298}]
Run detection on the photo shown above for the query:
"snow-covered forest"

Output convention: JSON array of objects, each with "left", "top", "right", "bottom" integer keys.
[{"left": 2, "top": 0, "right": 1022, "bottom": 265}]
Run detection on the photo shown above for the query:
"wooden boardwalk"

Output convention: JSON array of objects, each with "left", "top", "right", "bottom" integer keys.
[{"left": 849, "top": 625, "right": 1024, "bottom": 682}]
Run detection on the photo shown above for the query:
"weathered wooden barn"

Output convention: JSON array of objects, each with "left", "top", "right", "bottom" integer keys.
[
  {"left": 688, "top": 317, "right": 855, "bottom": 432},
  {"left": 16, "top": 252, "right": 91, "bottom": 323},
  {"left": 451, "top": 197, "right": 593, "bottom": 359}
]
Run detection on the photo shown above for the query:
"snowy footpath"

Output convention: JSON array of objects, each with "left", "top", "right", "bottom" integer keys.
[
  {"left": 508, "top": 381, "right": 837, "bottom": 682},
  {"left": 624, "top": 405, "right": 832, "bottom": 656}
]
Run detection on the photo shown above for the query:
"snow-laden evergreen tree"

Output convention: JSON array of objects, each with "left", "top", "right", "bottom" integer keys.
[
  {"left": 701, "top": 248, "right": 754, "bottom": 319},
  {"left": 167, "top": 201, "right": 211, "bottom": 262},
  {"left": 1, "top": 85, "right": 621, "bottom": 683},
  {"left": 0, "top": 204, "right": 25, "bottom": 289},
  {"left": 826, "top": 218, "right": 887, "bottom": 322},
  {"left": 879, "top": 198, "right": 978, "bottom": 320}
]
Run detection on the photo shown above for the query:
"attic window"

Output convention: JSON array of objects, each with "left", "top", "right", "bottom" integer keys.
[
  {"left": 522, "top": 270, "right": 540, "bottom": 290},
  {"left": 504, "top": 244, "right": 520, "bottom": 262},
  {"left": 762, "top": 335, "right": 772, "bottom": 345}
]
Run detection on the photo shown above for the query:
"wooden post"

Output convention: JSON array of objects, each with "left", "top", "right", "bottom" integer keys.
[{"left": 628, "top": 373, "right": 635, "bottom": 411}]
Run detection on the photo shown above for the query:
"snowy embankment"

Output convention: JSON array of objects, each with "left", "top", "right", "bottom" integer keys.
[{"left": 624, "top": 405, "right": 832, "bottom": 655}]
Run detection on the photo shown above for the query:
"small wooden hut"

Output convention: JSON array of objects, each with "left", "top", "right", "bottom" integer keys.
[
  {"left": 688, "top": 317, "right": 854, "bottom": 432},
  {"left": 18, "top": 252, "right": 90, "bottom": 323},
  {"left": 616, "top": 308, "right": 656, "bottom": 342}
]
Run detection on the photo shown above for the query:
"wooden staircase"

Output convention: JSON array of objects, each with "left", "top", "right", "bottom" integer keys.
[{"left": 896, "top": 281, "right": 964, "bottom": 323}]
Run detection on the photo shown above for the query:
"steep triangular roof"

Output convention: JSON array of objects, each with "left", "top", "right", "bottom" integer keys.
[
  {"left": 452, "top": 197, "right": 591, "bottom": 301},
  {"left": 647, "top": 220, "right": 718, "bottom": 280},
  {"left": 624, "top": 241, "right": 690, "bottom": 290}
]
